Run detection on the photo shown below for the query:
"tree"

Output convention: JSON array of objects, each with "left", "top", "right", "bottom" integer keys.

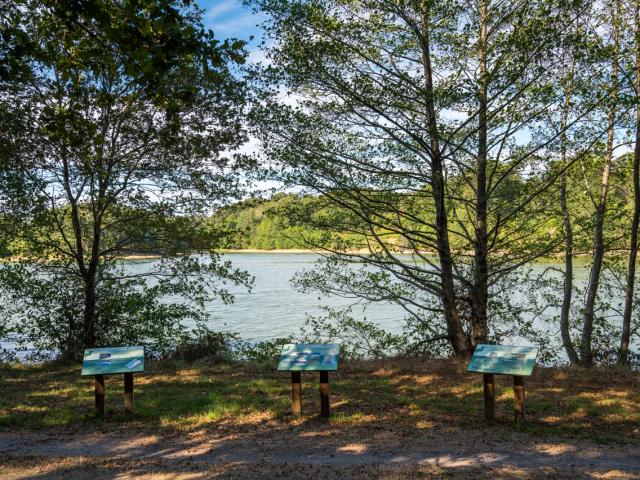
[
  {"left": 620, "top": 0, "right": 640, "bottom": 365},
  {"left": 545, "top": 0, "right": 636, "bottom": 367},
  {"left": 0, "top": 0, "right": 251, "bottom": 359},
  {"left": 249, "top": 0, "right": 610, "bottom": 360},
  {"left": 578, "top": 0, "right": 624, "bottom": 366}
]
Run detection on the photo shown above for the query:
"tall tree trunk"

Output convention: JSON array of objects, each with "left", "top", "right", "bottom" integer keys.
[
  {"left": 581, "top": 0, "right": 620, "bottom": 366},
  {"left": 619, "top": 0, "right": 640, "bottom": 366},
  {"left": 82, "top": 222, "right": 103, "bottom": 350},
  {"left": 420, "top": 4, "right": 470, "bottom": 361},
  {"left": 559, "top": 63, "right": 580, "bottom": 364},
  {"left": 471, "top": 0, "right": 490, "bottom": 348}
]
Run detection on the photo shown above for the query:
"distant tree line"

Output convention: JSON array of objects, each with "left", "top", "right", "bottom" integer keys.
[{"left": 212, "top": 154, "right": 639, "bottom": 255}]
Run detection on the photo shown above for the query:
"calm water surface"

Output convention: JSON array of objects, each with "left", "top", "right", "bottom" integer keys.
[
  {"left": 2, "top": 253, "right": 599, "bottom": 354},
  {"left": 128, "top": 252, "right": 592, "bottom": 342},
  {"left": 198, "top": 253, "right": 409, "bottom": 340}
]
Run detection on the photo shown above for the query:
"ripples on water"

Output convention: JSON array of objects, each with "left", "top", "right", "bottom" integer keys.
[
  {"left": 203, "top": 253, "right": 409, "bottom": 340},
  {"left": 2, "top": 253, "right": 598, "bottom": 356}
]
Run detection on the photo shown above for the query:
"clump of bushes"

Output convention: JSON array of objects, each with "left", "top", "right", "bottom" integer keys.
[
  {"left": 171, "top": 327, "right": 240, "bottom": 363},
  {"left": 239, "top": 336, "right": 294, "bottom": 364},
  {"left": 169, "top": 328, "right": 294, "bottom": 365}
]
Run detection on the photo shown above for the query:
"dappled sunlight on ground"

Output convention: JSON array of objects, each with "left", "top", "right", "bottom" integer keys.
[
  {"left": 532, "top": 443, "right": 577, "bottom": 455},
  {"left": 370, "top": 367, "right": 397, "bottom": 377},
  {"left": 590, "top": 471, "right": 640, "bottom": 479},
  {"left": 1, "top": 357, "right": 640, "bottom": 478},
  {"left": 541, "top": 415, "right": 564, "bottom": 424},
  {"left": 414, "top": 419, "right": 437, "bottom": 429},
  {"left": 337, "top": 443, "right": 369, "bottom": 453},
  {"left": 298, "top": 429, "right": 341, "bottom": 438}
]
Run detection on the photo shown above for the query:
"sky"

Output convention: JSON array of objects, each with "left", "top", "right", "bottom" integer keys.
[
  {"left": 199, "top": 0, "right": 277, "bottom": 194},
  {"left": 199, "top": 0, "right": 266, "bottom": 54}
]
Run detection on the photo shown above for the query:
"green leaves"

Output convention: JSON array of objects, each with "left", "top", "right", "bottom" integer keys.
[{"left": 0, "top": 0, "right": 252, "bottom": 359}]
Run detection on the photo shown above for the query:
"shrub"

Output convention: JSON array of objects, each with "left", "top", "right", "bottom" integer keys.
[
  {"left": 171, "top": 327, "right": 240, "bottom": 363},
  {"left": 240, "top": 337, "right": 294, "bottom": 363}
]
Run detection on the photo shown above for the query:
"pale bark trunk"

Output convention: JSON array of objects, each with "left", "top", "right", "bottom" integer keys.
[
  {"left": 619, "top": 0, "right": 640, "bottom": 366},
  {"left": 559, "top": 64, "right": 579, "bottom": 364},
  {"left": 581, "top": 0, "right": 620, "bottom": 366}
]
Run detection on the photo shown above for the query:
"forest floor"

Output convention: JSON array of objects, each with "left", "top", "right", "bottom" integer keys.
[{"left": 0, "top": 358, "right": 639, "bottom": 479}]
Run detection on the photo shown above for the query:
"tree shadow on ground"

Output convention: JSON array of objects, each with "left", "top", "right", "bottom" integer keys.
[
  {"left": 2, "top": 454, "right": 636, "bottom": 480},
  {"left": 0, "top": 358, "right": 639, "bottom": 479}
]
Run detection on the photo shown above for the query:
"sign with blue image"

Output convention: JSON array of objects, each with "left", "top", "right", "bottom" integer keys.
[
  {"left": 81, "top": 346, "right": 144, "bottom": 376},
  {"left": 467, "top": 344, "right": 538, "bottom": 376},
  {"left": 277, "top": 344, "right": 340, "bottom": 371}
]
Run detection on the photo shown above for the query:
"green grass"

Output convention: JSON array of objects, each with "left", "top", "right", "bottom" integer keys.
[{"left": 1, "top": 358, "right": 639, "bottom": 444}]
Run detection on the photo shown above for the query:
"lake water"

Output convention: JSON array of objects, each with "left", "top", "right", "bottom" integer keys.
[
  {"left": 163, "top": 253, "right": 595, "bottom": 342},
  {"left": 193, "top": 253, "right": 411, "bottom": 340},
  {"left": 2, "top": 253, "right": 624, "bottom": 358}
]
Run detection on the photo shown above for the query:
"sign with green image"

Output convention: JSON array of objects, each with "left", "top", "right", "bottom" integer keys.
[
  {"left": 81, "top": 346, "right": 144, "bottom": 376},
  {"left": 277, "top": 344, "right": 340, "bottom": 371},
  {"left": 467, "top": 344, "right": 538, "bottom": 376}
]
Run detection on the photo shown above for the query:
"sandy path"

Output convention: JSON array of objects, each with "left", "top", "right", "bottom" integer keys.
[{"left": 1, "top": 429, "right": 639, "bottom": 476}]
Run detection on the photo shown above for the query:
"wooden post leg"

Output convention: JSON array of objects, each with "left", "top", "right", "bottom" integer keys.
[
  {"left": 513, "top": 375, "right": 525, "bottom": 426},
  {"left": 483, "top": 373, "right": 496, "bottom": 422},
  {"left": 291, "top": 371, "right": 302, "bottom": 415},
  {"left": 124, "top": 372, "right": 134, "bottom": 413},
  {"left": 95, "top": 374, "right": 105, "bottom": 417},
  {"left": 320, "top": 371, "right": 330, "bottom": 418}
]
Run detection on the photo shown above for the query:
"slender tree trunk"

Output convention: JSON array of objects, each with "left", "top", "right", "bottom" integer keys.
[
  {"left": 559, "top": 65, "right": 580, "bottom": 364},
  {"left": 560, "top": 171, "right": 579, "bottom": 363},
  {"left": 581, "top": 0, "right": 620, "bottom": 366},
  {"left": 82, "top": 271, "right": 97, "bottom": 349},
  {"left": 61, "top": 132, "right": 94, "bottom": 356},
  {"left": 82, "top": 237, "right": 102, "bottom": 350},
  {"left": 420, "top": 4, "right": 470, "bottom": 361},
  {"left": 619, "top": 0, "right": 640, "bottom": 366},
  {"left": 471, "top": 0, "right": 490, "bottom": 348}
]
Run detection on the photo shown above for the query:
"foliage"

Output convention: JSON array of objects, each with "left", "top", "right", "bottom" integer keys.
[
  {"left": 209, "top": 193, "right": 357, "bottom": 250},
  {"left": 246, "top": 0, "right": 622, "bottom": 362},
  {"left": 239, "top": 336, "right": 295, "bottom": 363},
  {"left": 0, "top": 0, "right": 252, "bottom": 360},
  {"left": 171, "top": 326, "right": 240, "bottom": 363},
  {"left": 299, "top": 306, "right": 404, "bottom": 360},
  {"left": 0, "top": 257, "right": 250, "bottom": 361}
]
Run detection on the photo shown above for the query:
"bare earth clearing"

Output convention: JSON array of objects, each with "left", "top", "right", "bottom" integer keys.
[{"left": 1, "top": 359, "right": 639, "bottom": 479}]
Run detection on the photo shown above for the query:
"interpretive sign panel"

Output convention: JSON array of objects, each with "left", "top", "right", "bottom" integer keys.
[
  {"left": 81, "top": 346, "right": 144, "bottom": 376},
  {"left": 277, "top": 344, "right": 340, "bottom": 371},
  {"left": 467, "top": 344, "right": 538, "bottom": 376}
]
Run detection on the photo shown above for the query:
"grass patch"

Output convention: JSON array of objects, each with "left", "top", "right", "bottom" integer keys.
[{"left": 0, "top": 358, "right": 638, "bottom": 444}]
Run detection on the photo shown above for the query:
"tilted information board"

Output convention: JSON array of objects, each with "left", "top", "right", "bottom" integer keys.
[
  {"left": 467, "top": 344, "right": 538, "bottom": 377},
  {"left": 81, "top": 346, "right": 144, "bottom": 376},
  {"left": 277, "top": 344, "right": 340, "bottom": 371}
]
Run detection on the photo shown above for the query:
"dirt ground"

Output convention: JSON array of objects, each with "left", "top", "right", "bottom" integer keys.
[
  {"left": 1, "top": 359, "right": 639, "bottom": 479},
  {"left": 1, "top": 423, "right": 639, "bottom": 479}
]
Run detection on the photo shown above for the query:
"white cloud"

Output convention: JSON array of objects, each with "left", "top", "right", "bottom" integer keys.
[{"left": 206, "top": 0, "right": 239, "bottom": 20}]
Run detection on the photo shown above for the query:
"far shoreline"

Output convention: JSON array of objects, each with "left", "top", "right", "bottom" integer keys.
[
  {"left": 219, "top": 248, "right": 366, "bottom": 254},
  {"left": 1, "top": 249, "right": 609, "bottom": 263}
]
